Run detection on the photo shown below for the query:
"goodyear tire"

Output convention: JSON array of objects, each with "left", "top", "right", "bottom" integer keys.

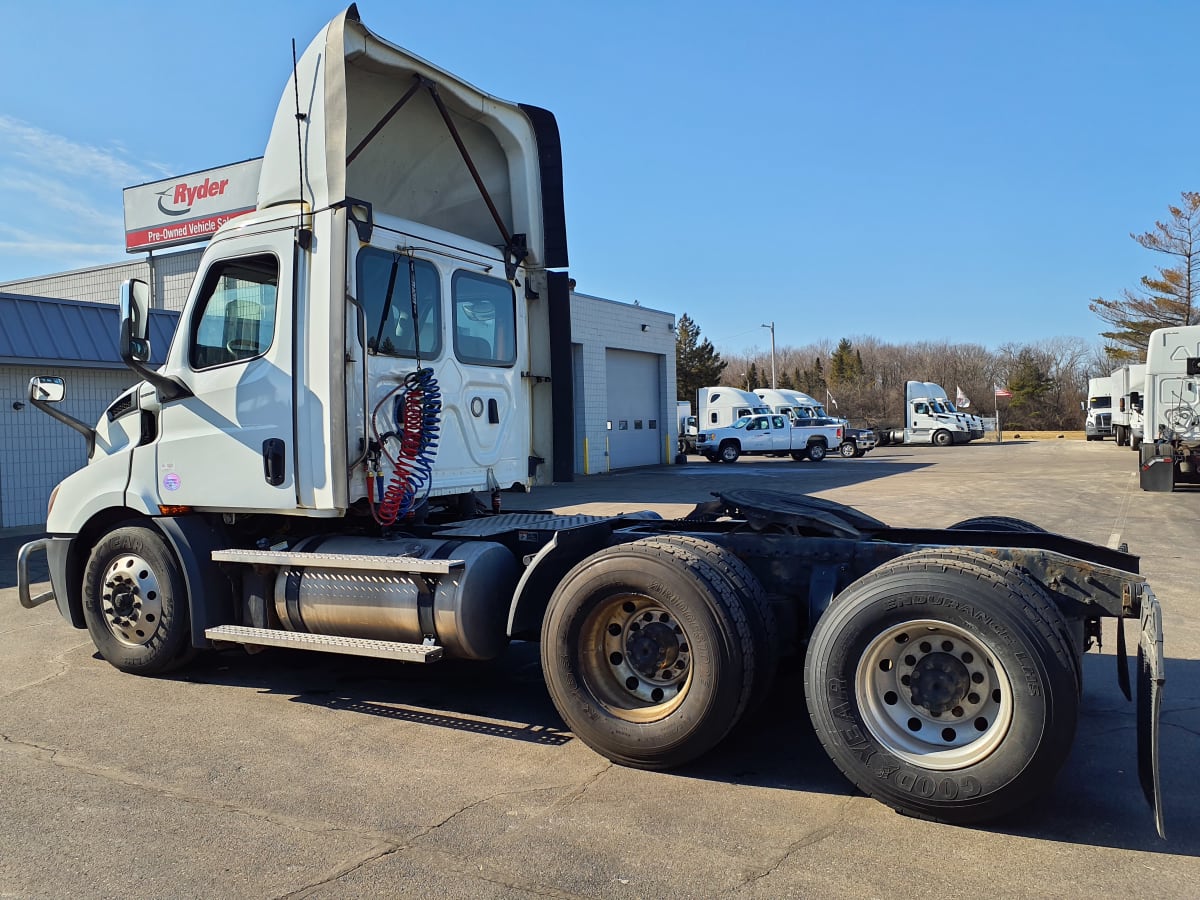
[
  {"left": 933, "top": 429, "right": 953, "bottom": 447},
  {"left": 839, "top": 441, "right": 857, "bottom": 459},
  {"left": 541, "top": 537, "right": 757, "bottom": 769},
  {"left": 719, "top": 442, "right": 740, "bottom": 463},
  {"left": 804, "top": 549, "right": 1078, "bottom": 824},
  {"left": 81, "top": 524, "right": 196, "bottom": 675},
  {"left": 807, "top": 442, "right": 827, "bottom": 462}
]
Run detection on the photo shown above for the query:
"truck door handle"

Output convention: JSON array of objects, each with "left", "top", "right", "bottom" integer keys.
[
  {"left": 488, "top": 398, "right": 500, "bottom": 424},
  {"left": 262, "top": 438, "right": 286, "bottom": 486}
]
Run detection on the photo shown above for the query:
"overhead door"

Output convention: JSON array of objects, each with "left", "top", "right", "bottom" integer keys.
[{"left": 605, "top": 349, "right": 661, "bottom": 469}]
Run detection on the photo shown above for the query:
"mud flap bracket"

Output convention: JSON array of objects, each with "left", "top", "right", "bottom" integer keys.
[{"left": 1136, "top": 585, "right": 1165, "bottom": 839}]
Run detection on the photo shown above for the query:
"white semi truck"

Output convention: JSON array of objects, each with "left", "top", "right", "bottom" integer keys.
[
  {"left": 1084, "top": 376, "right": 1115, "bottom": 441},
  {"left": 1110, "top": 363, "right": 1147, "bottom": 450},
  {"left": 924, "top": 382, "right": 983, "bottom": 441},
  {"left": 1138, "top": 325, "right": 1200, "bottom": 492},
  {"left": 881, "top": 381, "right": 972, "bottom": 446},
  {"left": 16, "top": 6, "right": 1165, "bottom": 833}
]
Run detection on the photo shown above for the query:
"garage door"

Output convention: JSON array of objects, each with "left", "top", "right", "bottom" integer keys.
[{"left": 605, "top": 349, "right": 661, "bottom": 468}]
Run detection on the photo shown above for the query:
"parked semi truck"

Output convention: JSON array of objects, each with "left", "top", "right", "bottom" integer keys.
[
  {"left": 881, "top": 381, "right": 972, "bottom": 445},
  {"left": 17, "top": 6, "right": 1165, "bottom": 833},
  {"left": 1084, "top": 376, "right": 1115, "bottom": 441},
  {"left": 676, "top": 401, "right": 698, "bottom": 454},
  {"left": 1138, "top": 325, "right": 1200, "bottom": 492},
  {"left": 1110, "top": 363, "right": 1147, "bottom": 450},
  {"left": 924, "top": 382, "right": 983, "bottom": 441}
]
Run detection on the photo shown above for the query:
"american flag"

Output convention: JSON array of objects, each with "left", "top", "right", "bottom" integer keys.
[{"left": 994, "top": 385, "right": 1012, "bottom": 399}]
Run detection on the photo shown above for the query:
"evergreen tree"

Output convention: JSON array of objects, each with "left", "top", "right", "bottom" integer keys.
[
  {"left": 675, "top": 313, "right": 727, "bottom": 401},
  {"left": 1089, "top": 191, "right": 1200, "bottom": 359},
  {"left": 747, "top": 362, "right": 760, "bottom": 390},
  {"left": 830, "top": 338, "right": 864, "bottom": 384},
  {"left": 778, "top": 369, "right": 795, "bottom": 390}
]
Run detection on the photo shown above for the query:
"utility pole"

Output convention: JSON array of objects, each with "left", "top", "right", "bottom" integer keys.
[{"left": 761, "top": 322, "right": 776, "bottom": 388}]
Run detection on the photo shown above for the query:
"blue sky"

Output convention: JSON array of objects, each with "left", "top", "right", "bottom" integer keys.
[{"left": 1, "top": 1, "right": 1195, "bottom": 355}]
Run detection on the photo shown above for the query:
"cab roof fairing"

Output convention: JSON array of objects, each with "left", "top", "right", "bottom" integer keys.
[{"left": 257, "top": 5, "right": 565, "bottom": 270}]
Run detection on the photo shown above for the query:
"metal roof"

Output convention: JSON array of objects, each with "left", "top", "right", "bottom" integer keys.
[{"left": 0, "top": 293, "right": 178, "bottom": 369}]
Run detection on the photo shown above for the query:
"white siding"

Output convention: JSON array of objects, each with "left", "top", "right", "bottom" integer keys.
[
  {"left": 569, "top": 293, "right": 676, "bottom": 474},
  {"left": 1, "top": 365, "right": 139, "bottom": 527}
]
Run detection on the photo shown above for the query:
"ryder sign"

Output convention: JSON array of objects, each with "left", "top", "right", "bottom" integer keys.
[{"left": 123, "top": 158, "right": 262, "bottom": 252}]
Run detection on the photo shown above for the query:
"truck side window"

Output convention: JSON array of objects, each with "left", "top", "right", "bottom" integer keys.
[
  {"left": 452, "top": 270, "right": 516, "bottom": 367},
  {"left": 357, "top": 249, "right": 441, "bottom": 359},
  {"left": 772, "top": 415, "right": 786, "bottom": 429},
  {"left": 189, "top": 254, "right": 279, "bottom": 370}
]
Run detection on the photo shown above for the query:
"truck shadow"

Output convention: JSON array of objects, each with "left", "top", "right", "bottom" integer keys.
[{"left": 181, "top": 644, "right": 1199, "bottom": 855}]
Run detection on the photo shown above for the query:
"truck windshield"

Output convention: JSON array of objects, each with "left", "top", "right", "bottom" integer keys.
[
  {"left": 1090, "top": 397, "right": 1112, "bottom": 408},
  {"left": 731, "top": 417, "right": 751, "bottom": 429}
]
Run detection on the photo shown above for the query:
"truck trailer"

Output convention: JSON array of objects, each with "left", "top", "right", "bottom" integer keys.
[{"left": 17, "top": 6, "right": 1165, "bottom": 834}]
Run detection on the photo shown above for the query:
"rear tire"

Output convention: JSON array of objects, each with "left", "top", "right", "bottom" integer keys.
[
  {"left": 805, "top": 550, "right": 1078, "bottom": 825},
  {"left": 541, "top": 537, "right": 758, "bottom": 769},
  {"left": 807, "top": 442, "right": 827, "bottom": 462},
  {"left": 81, "top": 524, "right": 196, "bottom": 675}
]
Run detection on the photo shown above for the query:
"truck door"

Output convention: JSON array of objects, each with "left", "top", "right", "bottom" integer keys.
[
  {"left": 148, "top": 232, "right": 297, "bottom": 511},
  {"left": 769, "top": 414, "right": 790, "bottom": 451}
]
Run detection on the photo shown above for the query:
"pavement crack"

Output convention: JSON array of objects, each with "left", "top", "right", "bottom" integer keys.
[
  {"left": 0, "top": 732, "right": 405, "bottom": 846},
  {"left": 0, "top": 640, "right": 91, "bottom": 700},
  {"left": 737, "top": 795, "right": 858, "bottom": 888},
  {"left": 274, "top": 842, "right": 405, "bottom": 900}
]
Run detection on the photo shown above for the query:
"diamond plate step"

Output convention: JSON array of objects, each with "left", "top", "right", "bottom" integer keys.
[
  {"left": 205, "top": 625, "right": 443, "bottom": 662},
  {"left": 211, "top": 548, "right": 463, "bottom": 574}
]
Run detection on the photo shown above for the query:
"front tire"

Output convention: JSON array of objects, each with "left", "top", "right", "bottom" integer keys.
[
  {"left": 719, "top": 442, "right": 740, "bottom": 464},
  {"left": 81, "top": 524, "right": 195, "bottom": 675},
  {"left": 541, "top": 537, "right": 758, "bottom": 770},
  {"left": 839, "top": 441, "right": 857, "bottom": 459},
  {"left": 804, "top": 549, "right": 1078, "bottom": 825},
  {"left": 932, "top": 429, "right": 953, "bottom": 447}
]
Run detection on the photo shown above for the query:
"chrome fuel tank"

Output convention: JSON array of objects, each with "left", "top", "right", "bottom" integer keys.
[{"left": 273, "top": 535, "right": 519, "bottom": 660}]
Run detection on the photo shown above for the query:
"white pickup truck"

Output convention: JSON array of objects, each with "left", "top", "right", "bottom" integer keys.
[{"left": 696, "top": 413, "right": 843, "bottom": 463}]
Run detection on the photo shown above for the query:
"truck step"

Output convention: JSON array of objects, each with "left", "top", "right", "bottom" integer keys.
[
  {"left": 204, "top": 625, "right": 444, "bottom": 662},
  {"left": 211, "top": 548, "right": 463, "bottom": 574}
]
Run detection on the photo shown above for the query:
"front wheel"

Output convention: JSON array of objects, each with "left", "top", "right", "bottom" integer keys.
[
  {"left": 719, "top": 442, "right": 740, "bottom": 463},
  {"left": 839, "top": 441, "right": 857, "bottom": 459},
  {"left": 804, "top": 550, "right": 1078, "bottom": 825},
  {"left": 807, "top": 442, "right": 827, "bottom": 462},
  {"left": 932, "top": 429, "right": 953, "bottom": 447},
  {"left": 81, "top": 524, "right": 195, "bottom": 675},
  {"left": 541, "top": 537, "right": 758, "bottom": 769}
]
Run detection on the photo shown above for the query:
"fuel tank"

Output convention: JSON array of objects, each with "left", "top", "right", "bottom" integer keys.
[{"left": 273, "top": 535, "right": 519, "bottom": 660}]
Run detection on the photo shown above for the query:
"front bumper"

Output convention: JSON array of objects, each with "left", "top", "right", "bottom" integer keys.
[{"left": 16, "top": 535, "right": 74, "bottom": 624}]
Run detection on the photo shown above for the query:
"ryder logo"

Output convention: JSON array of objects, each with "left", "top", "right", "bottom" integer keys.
[{"left": 155, "top": 177, "right": 231, "bottom": 217}]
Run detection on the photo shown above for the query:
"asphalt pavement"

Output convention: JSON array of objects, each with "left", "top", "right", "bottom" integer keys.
[{"left": 2, "top": 439, "right": 1197, "bottom": 898}]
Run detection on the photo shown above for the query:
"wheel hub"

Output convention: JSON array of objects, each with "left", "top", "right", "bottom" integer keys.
[
  {"left": 908, "top": 652, "right": 970, "bottom": 715},
  {"left": 100, "top": 554, "right": 164, "bottom": 648},
  {"left": 855, "top": 620, "right": 1014, "bottom": 770},
  {"left": 626, "top": 621, "right": 681, "bottom": 677},
  {"left": 579, "top": 593, "right": 693, "bottom": 722}
]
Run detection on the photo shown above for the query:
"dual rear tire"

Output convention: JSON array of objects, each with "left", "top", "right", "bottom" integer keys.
[{"left": 804, "top": 549, "right": 1079, "bottom": 824}]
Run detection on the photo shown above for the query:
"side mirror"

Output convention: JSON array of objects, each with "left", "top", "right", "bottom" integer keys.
[
  {"left": 119, "top": 278, "right": 152, "bottom": 364},
  {"left": 29, "top": 375, "right": 64, "bottom": 403}
]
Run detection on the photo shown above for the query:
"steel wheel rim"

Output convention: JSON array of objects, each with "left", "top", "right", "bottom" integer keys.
[
  {"left": 100, "top": 553, "right": 164, "bottom": 648},
  {"left": 855, "top": 619, "right": 1013, "bottom": 770},
  {"left": 579, "top": 592, "right": 693, "bottom": 723}
]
